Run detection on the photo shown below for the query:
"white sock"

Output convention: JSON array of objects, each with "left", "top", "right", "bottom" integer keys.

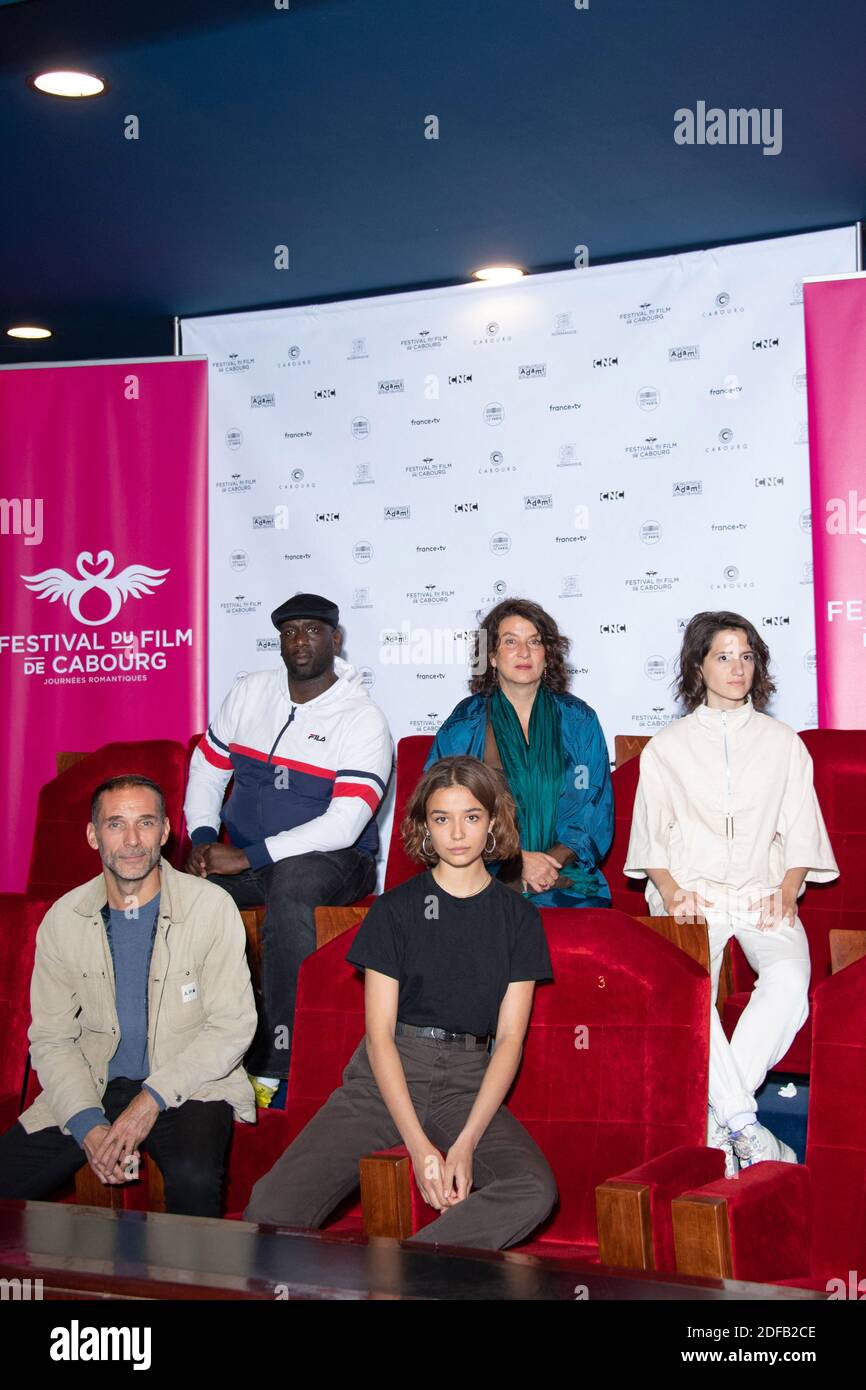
[{"left": 728, "top": 1111, "right": 756, "bottom": 1134}]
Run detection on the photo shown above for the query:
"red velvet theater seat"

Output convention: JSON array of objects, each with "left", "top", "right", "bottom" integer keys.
[
  {"left": 382, "top": 735, "right": 433, "bottom": 891},
  {"left": 672, "top": 953, "right": 866, "bottom": 1290},
  {"left": 27, "top": 740, "right": 189, "bottom": 900},
  {"left": 347, "top": 909, "right": 725, "bottom": 1270},
  {"left": 722, "top": 729, "right": 866, "bottom": 1075},
  {"left": 0, "top": 895, "right": 48, "bottom": 1133},
  {"left": 603, "top": 755, "right": 649, "bottom": 917}
]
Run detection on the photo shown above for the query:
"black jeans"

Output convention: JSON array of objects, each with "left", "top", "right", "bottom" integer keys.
[
  {"left": 0, "top": 1077, "right": 234, "bottom": 1217},
  {"left": 208, "top": 847, "right": 376, "bottom": 1079}
]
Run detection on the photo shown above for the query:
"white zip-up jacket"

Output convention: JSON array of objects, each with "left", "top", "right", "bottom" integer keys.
[
  {"left": 184, "top": 657, "right": 393, "bottom": 869},
  {"left": 624, "top": 700, "right": 839, "bottom": 914}
]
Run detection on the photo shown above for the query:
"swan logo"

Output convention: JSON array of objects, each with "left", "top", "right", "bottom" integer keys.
[{"left": 21, "top": 550, "right": 169, "bottom": 627}]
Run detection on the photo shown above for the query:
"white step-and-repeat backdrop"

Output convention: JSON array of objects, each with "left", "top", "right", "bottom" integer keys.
[{"left": 183, "top": 226, "right": 856, "bottom": 859}]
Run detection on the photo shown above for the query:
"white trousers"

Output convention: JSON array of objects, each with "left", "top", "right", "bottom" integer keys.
[
  {"left": 703, "top": 906, "right": 810, "bottom": 1126},
  {"left": 649, "top": 886, "right": 811, "bottom": 1128}
]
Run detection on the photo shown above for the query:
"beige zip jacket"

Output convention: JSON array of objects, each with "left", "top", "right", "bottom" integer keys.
[
  {"left": 624, "top": 701, "right": 839, "bottom": 914},
  {"left": 19, "top": 858, "right": 257, "bottom": 1136}
]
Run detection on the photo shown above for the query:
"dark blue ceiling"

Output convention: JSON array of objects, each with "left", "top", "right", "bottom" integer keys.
[{"left": 3, "top": 0, "right": 865, "bottom": 364}]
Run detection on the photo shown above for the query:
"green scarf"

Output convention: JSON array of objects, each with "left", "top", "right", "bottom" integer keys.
[{"left": 488, "top": 684, "right": 600, "bottom": 899}]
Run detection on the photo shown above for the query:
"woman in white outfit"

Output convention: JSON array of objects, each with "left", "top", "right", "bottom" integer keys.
[{"left": 624, "top": 611, "right": 838, "bottom": 1175}]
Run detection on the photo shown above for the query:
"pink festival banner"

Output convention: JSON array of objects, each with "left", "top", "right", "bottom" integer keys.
[
  {"left": 804, "top": 276, "right": 866, "bottom": 729},
  {"left": 0, "top": 358, "right": 208, "bottom": 891}
]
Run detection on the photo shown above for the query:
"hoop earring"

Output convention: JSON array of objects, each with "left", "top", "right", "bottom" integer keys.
[
  {"left": 422, "top": 830, "right": 433, "bottom": 858},
  {"left": 485, "top": 830, "right": 496, "bottom": 854}
]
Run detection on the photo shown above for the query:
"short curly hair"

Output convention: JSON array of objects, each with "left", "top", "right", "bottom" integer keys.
[
  {"left": 400, "top": 756, "right": 521, "bottom": 865},
  {"left": 674, "top": 611, "right": 776, "bottom": 712},
  {"left": 470, "top": 598, "right": 570, "bottom": 695}
]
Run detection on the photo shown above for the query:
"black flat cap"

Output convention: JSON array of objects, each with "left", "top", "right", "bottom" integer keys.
[{"left": 271, "top": 593, "right": 340, "bottom": 631}]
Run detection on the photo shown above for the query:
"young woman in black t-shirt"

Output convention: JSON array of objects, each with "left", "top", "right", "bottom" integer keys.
[{"left": 244, "top": 755, "right": 557, "bottom": 1250}]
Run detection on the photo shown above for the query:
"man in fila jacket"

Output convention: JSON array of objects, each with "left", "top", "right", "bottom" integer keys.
[{"left": 184, "top": 594, "right": 393, "bottom": 1103}]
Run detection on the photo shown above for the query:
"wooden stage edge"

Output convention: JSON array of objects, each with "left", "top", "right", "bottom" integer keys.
[{"left": 0, "top": 1201, "right": 825, "bottom": 1302}]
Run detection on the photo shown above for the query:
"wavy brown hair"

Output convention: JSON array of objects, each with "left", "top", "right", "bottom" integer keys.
[
  {"left": 470, "top": 598, "right": 570, "bottom": 695},
  {"left": 401, "top": 756, "right": 520, "bottom": 865},
  {"left": 674, "top": 611, "right": 776, "bottom": 712}
]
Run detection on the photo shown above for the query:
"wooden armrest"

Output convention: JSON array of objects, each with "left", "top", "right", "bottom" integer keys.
[
  {"left": 614, "top": 735, "right": 650, "bottom": 768},
  {"left": 57, "top": 751, "right": 89, "bottom": 775},
  {"left": 359, "top": 1150, "right": 413, "bottom": 1238},
  {"left": 830, "top": 929, "right": 866, "bottom": 973},
  {"left": 314, "top": 904, "right": 369, "bottom": 948},
  {"left": 633, "top": 914, "right": 733, "bottom": 1016},
  {"left": 73, "top": 1151, "right": 165, "bottom": 1213},
  {"left": 671, "top": 1194, "right": 733, "bottom": 1279},
  {"left": 595, "top": 1180, "right": 653, "bottom": 1270}
]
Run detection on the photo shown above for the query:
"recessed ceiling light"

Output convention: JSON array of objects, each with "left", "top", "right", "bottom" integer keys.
[
  {"left": 472, "top": 265, "right": 525, "bottom": 284},
  {"left": 28, "top": 70, "right": 106, "bottom": 98},
  {"left": 7, "top": 326, "right": 53, "bottom": 340}
]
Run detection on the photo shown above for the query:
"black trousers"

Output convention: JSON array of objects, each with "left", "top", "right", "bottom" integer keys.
[
  {"left": 208, "top": 847, "right": 377, "bottom": 1079},
  {"left": 0, "top": 1078, "right": 234, "bottom": 1217}
]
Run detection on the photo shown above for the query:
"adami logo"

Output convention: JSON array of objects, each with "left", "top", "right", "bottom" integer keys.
[{"left": 21, "top": 551, "right": 169, "bottom": 627}]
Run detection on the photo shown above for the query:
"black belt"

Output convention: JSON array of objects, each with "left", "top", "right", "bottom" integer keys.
[{"left": 395, "top": 1021, "right": 490, "bottom": 1049}]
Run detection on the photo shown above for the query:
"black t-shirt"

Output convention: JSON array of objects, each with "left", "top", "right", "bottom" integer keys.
[{"left": 345, "top": 869, "right": 553, "bottom": 1036}]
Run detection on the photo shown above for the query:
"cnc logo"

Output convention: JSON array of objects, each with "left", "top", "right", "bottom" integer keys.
[
  {"left": 454, "top": 501, "right": 479, "bottom": 513},
  {"left": 316, "top": 511, "right": 341, "bottom": 523},
  {"left": 593, "top": 356, "right": 619, "bottom": 368},
  {"left": 600, "top": 489, "right": 625, "bottom": 501},
  {"left": 762, "top": 615, "right": 791, "bottom": 627},
  {"left": 314, "top": 388, "right": 336, "bottom": 399},
  {"left": 752, "top": 337, "right": 780, "bottom": 350},
  {"left": 448, "top": 373, "right": 473, "bottom": 385},
  {"left": 599, "top": 623, "right": 627, "bottom": 634}
]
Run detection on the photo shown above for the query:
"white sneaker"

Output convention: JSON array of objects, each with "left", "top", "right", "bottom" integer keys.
[
  {"left": 706, "top": 1110, "right": 738, "bottom": 1179},
  {"left": 731, "top": 1121, "right": 797, "bottom": 1168}
]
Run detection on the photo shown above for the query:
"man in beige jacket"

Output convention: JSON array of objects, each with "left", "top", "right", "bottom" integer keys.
[{"left": 0, "top": 775, "right": 257, "bottom": 1216}]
